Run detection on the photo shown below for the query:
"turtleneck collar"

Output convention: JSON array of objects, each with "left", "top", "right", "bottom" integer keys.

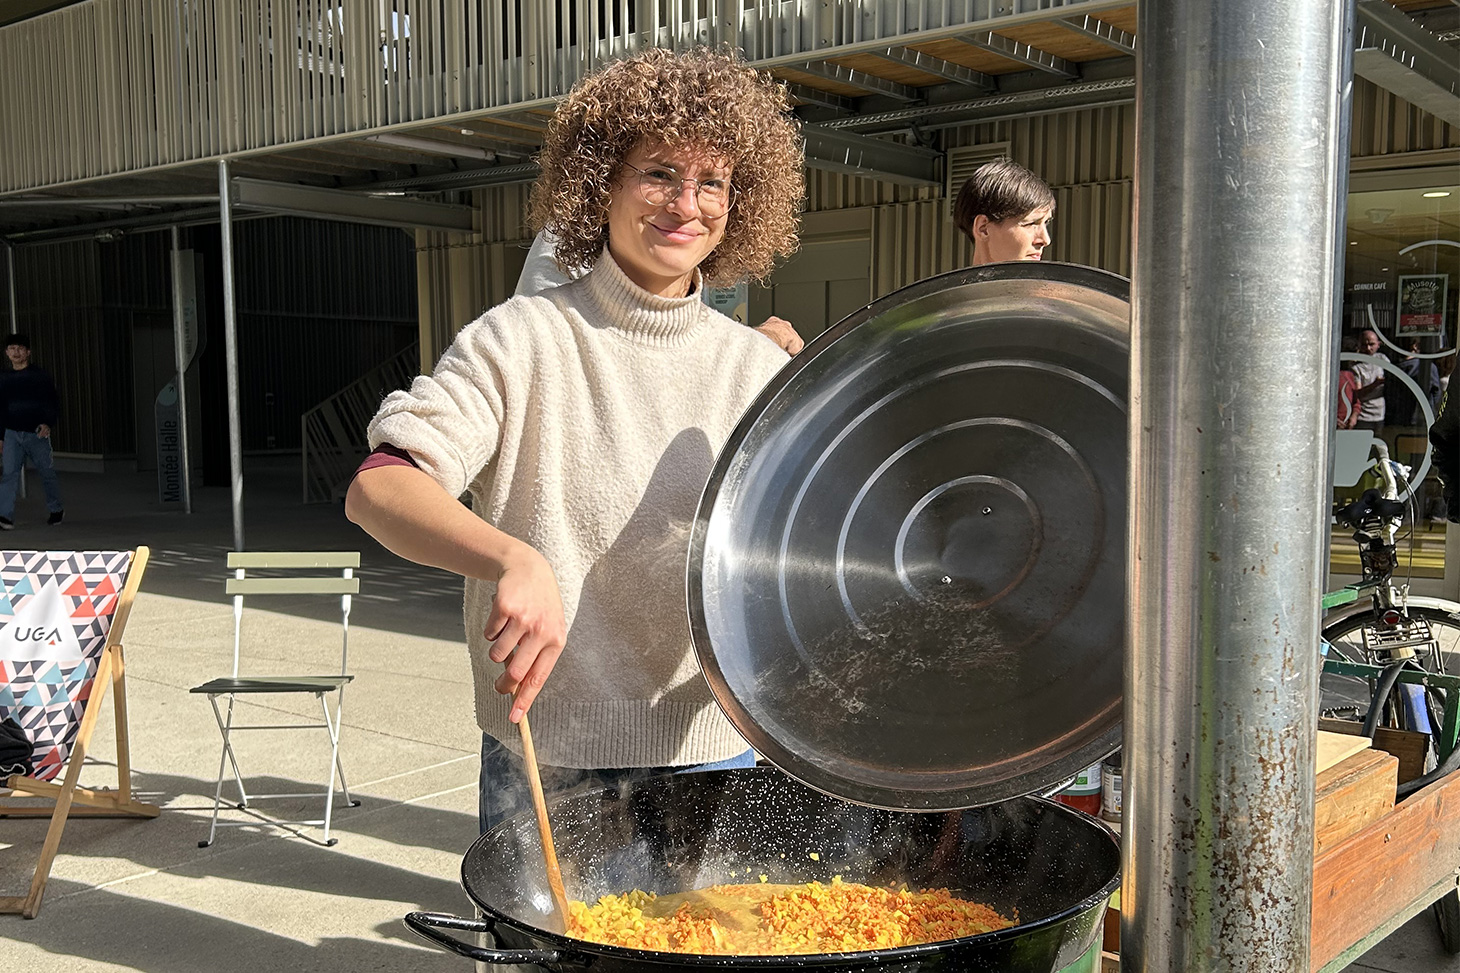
[{"left": 576, "top": 251, "right": 709, "bottom": 347}]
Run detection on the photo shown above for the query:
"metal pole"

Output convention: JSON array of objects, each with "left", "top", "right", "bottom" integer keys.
[
  {"left": 219, "top": 160, "right": 245, "bottom": 551},
  {"left": 170, "top": 225, "right": 194, "bottom": 514},
  {"left": 5, "top": 241, "right": 16, "bottom": 331},
  {"left": 1126, "top": 1, "right": 1347, "bottom": 969}
]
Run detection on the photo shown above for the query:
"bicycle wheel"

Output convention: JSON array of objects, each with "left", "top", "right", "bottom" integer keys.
[
  {"left": 1434, "top": 885, "right": 1460, "bottom": 955},
  {"left": 1320, "top": 602, "right": 1460, "bottom": 728}
]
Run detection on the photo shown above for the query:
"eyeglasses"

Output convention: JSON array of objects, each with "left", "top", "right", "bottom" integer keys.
[{"left": 622, "top": 161, "right": 735, "bottom": 217}]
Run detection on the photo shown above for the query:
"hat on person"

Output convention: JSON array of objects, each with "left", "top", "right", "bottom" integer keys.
[{"left": 3, "top": 333, "right": 29, "bottom": 349}]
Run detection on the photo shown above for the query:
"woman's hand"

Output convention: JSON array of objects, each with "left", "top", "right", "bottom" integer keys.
[{"left": 486, "top": 541, "right": 568, "bottom": 722}]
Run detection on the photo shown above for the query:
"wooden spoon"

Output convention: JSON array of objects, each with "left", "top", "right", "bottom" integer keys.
[{"left": 517, "top": 712, "right": 570, "bottom": 926}]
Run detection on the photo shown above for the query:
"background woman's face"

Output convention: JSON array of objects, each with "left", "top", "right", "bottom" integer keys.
[
  {"left": 606, "top": 142, "right": 731, "bottom": 298},
  {"left": 977, "top": 205, "right": 1054, "bottom": 263}
]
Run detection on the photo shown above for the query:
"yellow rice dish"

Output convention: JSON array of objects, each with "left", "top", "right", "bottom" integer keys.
[{"left": 566, "top": 875, "right": 1016, "bottom": 955}]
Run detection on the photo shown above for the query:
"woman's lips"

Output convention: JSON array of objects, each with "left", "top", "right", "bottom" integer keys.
[{"left": 651, "top": 223, "right": 701, "bottom": 244}]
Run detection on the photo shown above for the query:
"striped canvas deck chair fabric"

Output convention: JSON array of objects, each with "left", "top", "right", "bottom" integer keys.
[{"left": 0, "top": 548, "right": 157, "bottom": 918}]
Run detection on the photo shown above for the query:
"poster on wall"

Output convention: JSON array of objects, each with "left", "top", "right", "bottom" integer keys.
[
  {"left": 1396, "top": 274, "right": 1447, "bottom": 337},
  {"left": 702, "top": 282, "right": 748, "bottom": 324}
]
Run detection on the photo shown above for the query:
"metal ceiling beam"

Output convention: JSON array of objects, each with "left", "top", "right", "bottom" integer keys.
[
  {"left": 365, "top": 133, "right": 499, "bottom": 162},
  {"left": 1060, "top": 15, "right": 1136, "bottom": 56},
  {"left": 792, "top": 62, "right": 922, "bottom": 102},
  {"left": 785, "top": 83, "right": 857, "bottom": 113},
  {"left": 801, "top": 127, "right": 941, "bottom": 187},
  {"left": 0, "top": 195, "right": 217, "bottom": 208},
  {"left": 1354, "top": 0, "right": 1460, "bottom": 127},
  {"left": 865, "top": 47, "right": 996, "bottom": 90},
  {"left": 955, "top": 31, "right": 1079, "bottom": 79},
  {"left": 364, "top": 163, "right": 542, "bottom": 192},
  {"left": 229, "top": 177, "right": 474, "bottom": 232},
  {"left": 818, "top": 76, "right": 1135, "bottom": 131}
]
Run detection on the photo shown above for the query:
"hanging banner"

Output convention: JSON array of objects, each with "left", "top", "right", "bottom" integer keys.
[
  {"left": 155, "top": 380, "right": 183, "bottom": 504},
  {"left": 1396, "top": 274, "right": 1447, "bottom": 337}
]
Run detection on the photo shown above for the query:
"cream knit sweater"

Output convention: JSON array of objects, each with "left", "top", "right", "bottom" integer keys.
[{"left": 368, "top": 253, "right": 787, "bottom": 768}]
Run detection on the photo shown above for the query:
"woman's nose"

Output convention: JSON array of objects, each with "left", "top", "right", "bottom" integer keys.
[{"left": 665, "top": 182, "right": 701, "bottom": 217}]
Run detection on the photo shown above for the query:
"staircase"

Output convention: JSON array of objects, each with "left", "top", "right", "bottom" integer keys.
[{"left": 301, "top": 344, "right": 419, "bottom": 503}]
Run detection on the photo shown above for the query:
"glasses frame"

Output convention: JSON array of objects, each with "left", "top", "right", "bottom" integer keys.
[{"left": 622, "top": 160, "right": 736, "bottom": 217}]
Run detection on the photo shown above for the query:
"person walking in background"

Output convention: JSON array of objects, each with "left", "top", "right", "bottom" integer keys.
[
  {"left": 953, "top": 159, "right": 1056, "bottom": 265},
  {"left": 1336, "top": 335, "right": 1360, "bottom": 430},
  {"left": 1350, "top": 328, "right": 1388, "bottom": 433},
  {"left": 0, "top": 333, "right": 64, "bottom": 528}
]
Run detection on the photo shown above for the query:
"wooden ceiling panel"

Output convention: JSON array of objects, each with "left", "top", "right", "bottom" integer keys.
[
  {"left": 911, "top": 39, "right": 1027, "bottom": 75},
  {"left": 1095, "top": 6, "right": 1137, "bottom": 33},
  {"left": 441, "top": 120, "right": 543, "bottom": 148},
  {"left": 772, "top": 67, "right": 868, "bottom": 97},
  {"left": 995, "top": 23, "right": 1122, "bottom": 62},
  {"left": 829, "top": 52, "right": 946, "bottom": 87}
]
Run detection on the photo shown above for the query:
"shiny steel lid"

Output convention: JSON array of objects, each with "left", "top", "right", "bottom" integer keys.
[{"left": 688, "top": 262, "right": 1128, "bottom": 811}]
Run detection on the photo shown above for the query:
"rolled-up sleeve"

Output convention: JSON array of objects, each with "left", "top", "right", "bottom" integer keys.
[{"left": 367, "top": 313, "right": 512, "bottom": 498}]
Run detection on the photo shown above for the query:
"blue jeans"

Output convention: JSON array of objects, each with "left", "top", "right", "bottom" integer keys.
[
  {"left": 478, "top": 732, "right": 755, "bottom": 833},
  {"left": 0, "top": 430, "right": 63, "bottom": 519}
]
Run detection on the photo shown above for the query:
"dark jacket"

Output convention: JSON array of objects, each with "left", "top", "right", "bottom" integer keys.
[{"left": 0, "top": 365, "right": 60, "bottom": 434}]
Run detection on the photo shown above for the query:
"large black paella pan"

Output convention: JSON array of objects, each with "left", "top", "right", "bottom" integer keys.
[{"left": 407, "top": 767, "right": 1119, "bottom": 971}]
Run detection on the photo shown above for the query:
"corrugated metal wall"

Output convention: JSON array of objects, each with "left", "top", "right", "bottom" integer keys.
[
  {"left": 9, "top": 217, "right": 415, "bottom": 459},
  {"left": 9, "top": 235, "right": 169, "bottom": 456},
  {"left": 223, "top": 218, "right": 418, "bottom": 453},
  {"left": 416, "top": 79, "right": 1453, "bottom": 360}
]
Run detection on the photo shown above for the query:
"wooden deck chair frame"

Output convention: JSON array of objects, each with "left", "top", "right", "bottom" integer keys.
[
  {"left": 0, "top": 546, "right": 158, "bottom": 919},
  {"left": 190, "top": 552, "right": 361, "bottom": 848}
]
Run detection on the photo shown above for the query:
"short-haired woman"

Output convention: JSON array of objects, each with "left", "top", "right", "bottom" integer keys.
[
  {"left": 953, "top": 159, "right": 1055, "bottom": 265},
  {"left": 345, "top": 47, "right": 804, "bottom": 832}
]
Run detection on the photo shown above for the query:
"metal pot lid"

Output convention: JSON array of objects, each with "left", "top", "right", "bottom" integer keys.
[{"left": 688, "top": 262, "right": 1128, "bottom": 811}]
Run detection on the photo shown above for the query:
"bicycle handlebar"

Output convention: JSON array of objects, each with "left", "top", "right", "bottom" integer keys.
[{"left": 1335, "top": 489, "right": 1406, "bottom": 529}]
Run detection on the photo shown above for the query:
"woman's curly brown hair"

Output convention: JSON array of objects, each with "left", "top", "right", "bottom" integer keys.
[{"left": 528, "top": 46, "right": 804, "bottom": 286}]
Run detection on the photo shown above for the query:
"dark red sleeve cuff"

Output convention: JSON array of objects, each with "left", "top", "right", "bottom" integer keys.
[{"left": 353, "top": 443, "right": 420, "bottom": 481}]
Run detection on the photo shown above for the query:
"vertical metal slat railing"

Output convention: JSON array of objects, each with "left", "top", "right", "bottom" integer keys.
[{"left": 0, "top": 0, "right": 1138, "bottom": 194}]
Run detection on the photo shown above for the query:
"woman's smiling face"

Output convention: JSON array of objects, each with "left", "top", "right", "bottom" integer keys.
[{"left": 606, "top": 142, "right": 732, "bottom": 298}]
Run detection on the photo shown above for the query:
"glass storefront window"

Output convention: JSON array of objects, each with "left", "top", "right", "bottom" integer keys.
[{"left": 1332, "top": 182, "right": 1458, "bottom": 582}]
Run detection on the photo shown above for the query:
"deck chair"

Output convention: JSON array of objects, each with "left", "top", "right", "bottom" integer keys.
[
  {"left": 0, "top": 548, "right": 158, "bottom": 919},
  {"left": 191, "top": 552, "right": 361, "bottom": 847}
]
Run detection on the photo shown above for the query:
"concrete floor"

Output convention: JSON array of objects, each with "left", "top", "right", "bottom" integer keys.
[{"left": 0, "top": 458, "right": 1456, "bottom": 971}]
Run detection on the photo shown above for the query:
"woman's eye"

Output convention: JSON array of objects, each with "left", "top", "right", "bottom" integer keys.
[
  {"left": 701, "top": 179, "right": 729, "bottom": 193},
  {"left": 645, "top": 169, "right": 678, "bottom": 183}
]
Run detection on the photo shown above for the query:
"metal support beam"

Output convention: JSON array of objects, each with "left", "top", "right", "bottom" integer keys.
[
  {"left": 865, "top": 47, "right": 996, "bottom": 91},
  {"left": 801, "top": 127, "right": 941, "bottom": 187},
  {"left": 1127, "top": 0, "right": 1346, "bottom": 968},
  {"left": 228, "top": 178, "right": 474, "bottom": 232},
  {"left": 4, "top": 241, "right": 16, "bottom": 331},
  {"left": 0, "top": 195, "right": 218, "bottom": 209},
  {"left": 169, "top": 226, "right": 194, "bottom": 515},
  {"left": 1060, "top": 15, "right": 1136, "bottom": 56},
  {"left": 955, "top": 31, "right": 1079, "bottom": 79},
  {"left": 219, "top": 160, "right": 245, "bottom": 552},
  {"left": 365, "top": 133, "right": 498, "bottom": 162},
  {"left": 1354, "top": 0, "right": 1460, "bottom": 127},
  {"left": 364, "top": 163, "right": 542, "bottom": 193},
  {"left": 792, "top": 62, "right": 922, "bottom": 102},
  {"left": 785, "top": 83, "right": 857, "bottom": 114},
  {"left": 819, "top": 76, "right": 1134, "bottom": 131}
]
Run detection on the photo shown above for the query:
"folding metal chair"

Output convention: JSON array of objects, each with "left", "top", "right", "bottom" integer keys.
[{"left": 190, "top": 551, "right": 361, "bottom": 847}]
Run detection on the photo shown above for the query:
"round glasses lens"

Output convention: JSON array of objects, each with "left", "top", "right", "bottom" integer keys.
[{"left": 637, "top": 170, "right": 734, "bottom": 215}]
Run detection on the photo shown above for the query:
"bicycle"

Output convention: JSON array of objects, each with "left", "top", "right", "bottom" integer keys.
[{"left": 1319, "top": 441, "right": 1460, "bottom": 952}]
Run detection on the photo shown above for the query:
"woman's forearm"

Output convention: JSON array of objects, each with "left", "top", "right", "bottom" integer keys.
[{"left": 344, "top": 464, "right": 523, "bottom": 581}]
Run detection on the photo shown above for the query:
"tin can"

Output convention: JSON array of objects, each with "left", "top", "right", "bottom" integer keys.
[
  {"left": 1101, "top": 750, "right": 1122, "bottom": 824},
  {"left": 1054, "top": 761, "right": 1102, "bottom": 815}
]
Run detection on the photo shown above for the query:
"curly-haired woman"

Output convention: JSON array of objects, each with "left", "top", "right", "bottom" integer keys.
[{"left": 346, "top": 47, "right": 804, "bottom": 831}]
